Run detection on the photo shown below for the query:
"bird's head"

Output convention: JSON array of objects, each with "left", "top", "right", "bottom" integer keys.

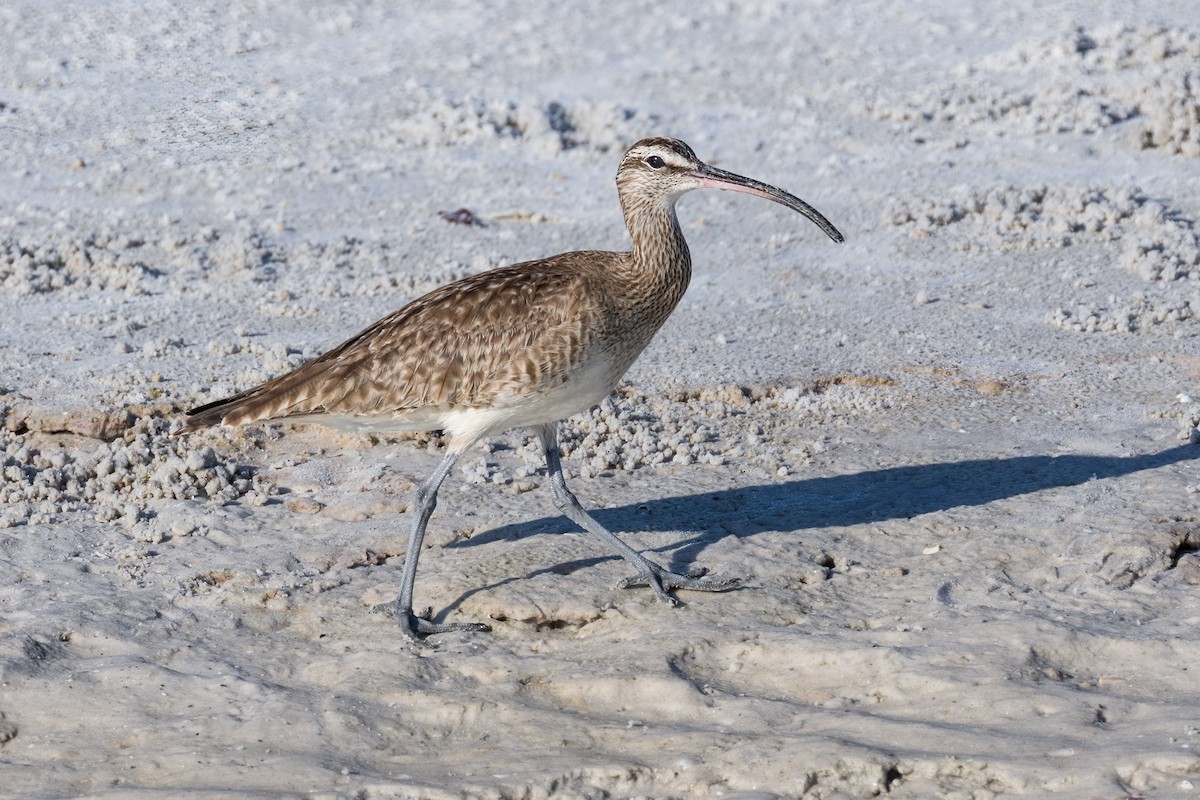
[{"left": 616, "top": 137, "right": 844, "bottom": 243}]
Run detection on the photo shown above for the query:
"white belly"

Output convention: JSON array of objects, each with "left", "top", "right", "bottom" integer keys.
[
  {"left": 289, "top": 351, "right": 623, "bottom": 450},
  {"left": 440, "top": 351, "right": 621, "bottom": 446}
]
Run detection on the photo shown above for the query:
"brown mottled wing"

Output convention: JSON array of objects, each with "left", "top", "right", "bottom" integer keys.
[{"left": 183, "top": 252, "right": 616, "bottom": 431}]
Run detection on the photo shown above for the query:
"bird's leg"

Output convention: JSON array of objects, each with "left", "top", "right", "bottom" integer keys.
[
  {"left": 534, "top": 424, "right": 738, "bottom": 604},
  {"left": 395, "top": 448, "right": 491, "bottom": 642}
]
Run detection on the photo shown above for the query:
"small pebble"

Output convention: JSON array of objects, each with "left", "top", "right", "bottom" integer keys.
[
  {"left": 286, "top": 497, "right": 325, "bottom": 514},
  {"left": 0, "top": 416, "right": 272, "bottom": 528}
]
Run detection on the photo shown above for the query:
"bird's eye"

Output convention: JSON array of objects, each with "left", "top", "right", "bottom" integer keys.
[{"left": 646, "top": 155, "right": 665, "bottom": 169}]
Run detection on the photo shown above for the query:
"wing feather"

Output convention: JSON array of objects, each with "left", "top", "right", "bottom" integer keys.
[{"left": 183, "top": 251, "right": 620, "bottom": 432}]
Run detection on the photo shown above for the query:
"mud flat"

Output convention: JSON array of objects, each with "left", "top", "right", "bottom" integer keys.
[{"left": 1, "top": 2, "right": 1198, "bottom": 798}]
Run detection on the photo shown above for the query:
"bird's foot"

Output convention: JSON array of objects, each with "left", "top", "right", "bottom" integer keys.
[
  {"left": 619, "top": 563, "right": 741, "bottom": 606},
  {"left": 395, "top": 605, "right": 492, "bottom": 644}
]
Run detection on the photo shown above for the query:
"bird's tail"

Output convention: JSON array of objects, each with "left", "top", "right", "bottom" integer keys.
[
  {"left": 179, "top": 388, "right": 265, "bottom": 434},
  {"left": 179, "top": 349, "right": 356, "bottom": 434}
]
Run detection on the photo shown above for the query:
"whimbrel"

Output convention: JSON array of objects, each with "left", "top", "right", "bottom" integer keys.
[{"left": 183, "top": 137, "right": 844, "bottom": 642}]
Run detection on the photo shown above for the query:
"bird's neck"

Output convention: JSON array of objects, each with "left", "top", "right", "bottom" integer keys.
[{"left": 619, "top": 195, "right": 693, "bottom": 313}]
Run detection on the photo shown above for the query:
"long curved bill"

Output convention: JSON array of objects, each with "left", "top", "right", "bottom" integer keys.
[{"left": 691, "top": 163, "right": 845, "bottom": 243}]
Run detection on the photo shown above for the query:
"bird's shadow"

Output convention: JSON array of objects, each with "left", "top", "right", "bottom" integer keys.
[{"left": 449, "top": 445, "right": 1200, "bottom": 565}]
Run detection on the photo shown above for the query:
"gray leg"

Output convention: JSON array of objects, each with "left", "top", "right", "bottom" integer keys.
[
  {"left": 534, "top": 423, "right": 738, "bottom": 604},
  {"left": 395, "top": 448, "right": 491, "bottom": 642}
]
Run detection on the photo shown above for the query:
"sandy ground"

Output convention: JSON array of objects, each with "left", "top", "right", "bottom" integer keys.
[{"left": 2, "top": 1, "right": 1200, "bottom": 798}]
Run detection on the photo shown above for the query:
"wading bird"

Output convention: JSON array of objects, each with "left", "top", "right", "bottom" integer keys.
[{"left": 183, "top": 137, "right": 844, "bottom": 642}]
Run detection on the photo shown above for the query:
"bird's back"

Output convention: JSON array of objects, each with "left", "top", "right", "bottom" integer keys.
[{"left": 183, "top": 250, "right": 633, "bottom": 434}]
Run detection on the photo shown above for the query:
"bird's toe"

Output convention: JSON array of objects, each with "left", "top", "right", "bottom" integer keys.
[
  {"left": 395, "top": 605, "right": 492, "bottom": 643},
  {"left": 621, "top": 564, "right": 738, "bottom": 602}
]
